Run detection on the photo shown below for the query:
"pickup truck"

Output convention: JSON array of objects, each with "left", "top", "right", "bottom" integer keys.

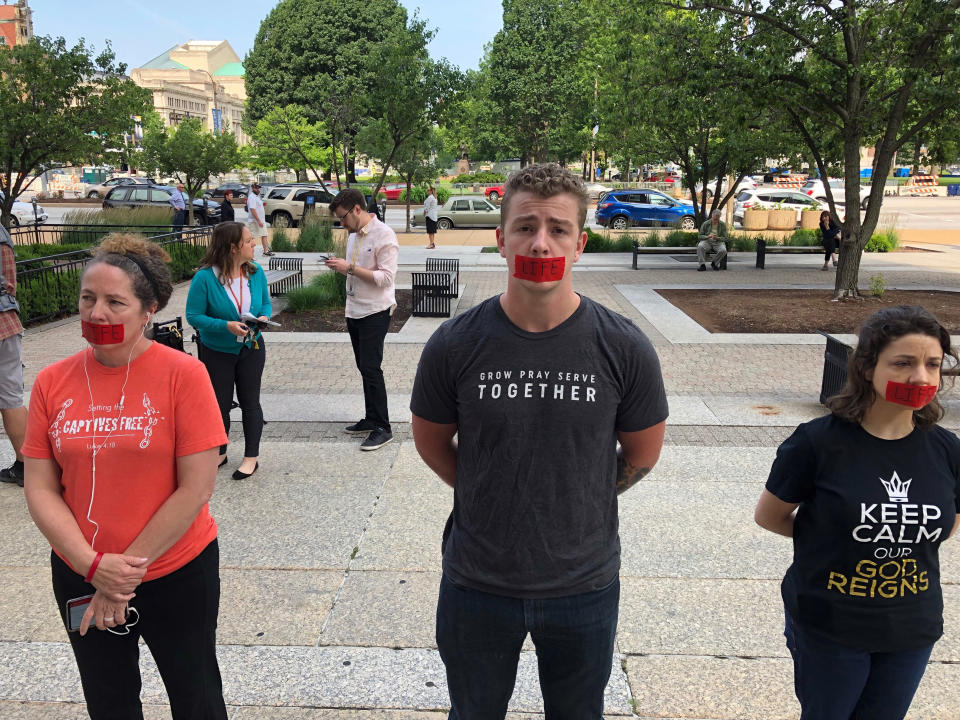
[{"left": 484, "top": 185, "right": 505, "bottom": 200}]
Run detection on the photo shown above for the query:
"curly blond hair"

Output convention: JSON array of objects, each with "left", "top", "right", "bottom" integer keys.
[
  {"left": 87, "top": 233, "right": 174, "bottom": 311},
  {"left": 500, "top": 163, "right": 589, "bottom": 230}
]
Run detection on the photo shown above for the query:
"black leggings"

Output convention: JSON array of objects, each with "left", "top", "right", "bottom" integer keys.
[
  {"left": 52, "top": 541, "right": 227, "bottom": 720},
  {"left": 199, "top": 339, "right": 265, "bottom": 457},
  {"left": 823, "top": 232, "right": 839, "bottom": 261}
]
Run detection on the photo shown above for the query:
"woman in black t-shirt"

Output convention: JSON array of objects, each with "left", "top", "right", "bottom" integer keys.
[
  {"left": 756, "top": 305, "right": 960, "bottom": 720},
  {"left": 819, "top": 210, "right": 841, "bottom": 270}
]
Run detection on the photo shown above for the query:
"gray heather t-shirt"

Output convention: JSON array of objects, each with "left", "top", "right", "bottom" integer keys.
[{"left": 410, "top": 295, "right": 668, "bottom": 598}]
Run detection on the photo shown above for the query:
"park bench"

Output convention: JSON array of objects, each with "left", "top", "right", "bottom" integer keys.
[
  {"left": 631, "top": 240, "right": 727, "bottom": 270},
  {"left": 818, "top": 331, "right": 958, "bottom": 405},
  {"left": 755, "top": 240, "right": 825, "bottom": 269},
  {"left": 263, "top": 256, "right": 303, "bottom": 296},
  {"left": 412, "top": 258, "right": 460, "bottom": 318}
]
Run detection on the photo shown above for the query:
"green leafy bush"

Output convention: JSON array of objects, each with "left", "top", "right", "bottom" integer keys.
[
  {"left": 729, "top": 235, "right": 758, "bottom": 252},
  {"left": 399, "top": 185, "right": 426, "bottom": 204},
  {"left": 642, "top": 231, "right": 662, "bottom": 247},
  {"left": 662, "top": 230, "right": 699, "bottom": 247},
  {"left": 270, "top": 228, "right": 295, "bottom": 252},
  {"left": 785, "top": 229, "right": 822, "bottom": 246},
  {"left": 864, "top": 234, "right": 893, "bottom": 252},
  {"left": 450, "top": 171, "right": 507, "bottom": 185},
  {"left": 582, "top": 228, "right": 634, "bottom": 252},
  {"left": 869, "top": 273, "right": 887, "bottom": 297},
  {"left": 19, "top": 267, "right": 83, "bottom": 324}
]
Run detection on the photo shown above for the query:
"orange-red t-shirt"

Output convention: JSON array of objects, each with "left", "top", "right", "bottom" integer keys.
[{"left": 22, "top": 342, "right": 228, "bottom": 581}]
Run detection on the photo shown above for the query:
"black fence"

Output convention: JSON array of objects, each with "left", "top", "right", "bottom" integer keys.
[
  {"left": 17, "top": 227, "right": 213, "bottom": 326},
  {"left": 9, "top": 224, "right": 176, "bottom": 247}
]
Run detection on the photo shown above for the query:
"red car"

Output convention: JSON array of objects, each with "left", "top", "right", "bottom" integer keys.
[
  {"left": 484, "top": 185, "right": 505, "bottom": 200},
  {"left": 378, "top": 183, "right": 407, "bottom": 200}
]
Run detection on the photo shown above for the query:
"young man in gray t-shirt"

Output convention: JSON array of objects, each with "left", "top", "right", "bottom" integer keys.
[{"left": 411, "top": 163, "right": 668, "bottom": 717}]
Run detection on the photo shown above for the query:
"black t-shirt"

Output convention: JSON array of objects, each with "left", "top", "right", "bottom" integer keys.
[
  {"left": 410, "top": 295, "right": 668, "bottom": 598},
  {"left": 767, "top": 414, "right": 960, "bottom": 652}
]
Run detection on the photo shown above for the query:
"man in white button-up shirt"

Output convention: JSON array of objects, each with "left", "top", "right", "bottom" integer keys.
[{"left": 325, "top": 188, "right": 399, "bottom": 451}]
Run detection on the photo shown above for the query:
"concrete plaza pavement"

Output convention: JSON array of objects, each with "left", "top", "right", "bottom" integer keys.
[{"left": 3, "top": 239, "right": 960, "bottom": 718}]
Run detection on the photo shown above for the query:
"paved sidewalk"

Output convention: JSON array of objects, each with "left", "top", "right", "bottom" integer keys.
[{"left": 3, "top": 243, "right": 960, "bottom": 718}]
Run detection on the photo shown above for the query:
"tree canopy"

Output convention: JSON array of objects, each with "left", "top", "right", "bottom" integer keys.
[{"left": 0, "top": 36, "right": 151, "bottom": 228}]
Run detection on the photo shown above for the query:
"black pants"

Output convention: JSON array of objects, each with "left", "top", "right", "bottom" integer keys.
[
  {"left": 346, "top": 309, "right": 391, "bottom": 432},
  {"left": 172, "top": 209, "right": 185, "bottom": 234},
  {"left": 199, "top": 339, "right": 265, "bottom": 457},
  {"left": 823, "top": 233, "right": 839, "bottom": 261},
  {"left": 51, "top": 541, "right": 227, "bottom": 720}
]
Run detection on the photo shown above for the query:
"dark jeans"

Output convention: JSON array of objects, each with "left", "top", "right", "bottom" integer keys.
[
  {"left": 199, "top": 339, "right": 265, "bottom": 457},
  {"left": 436, "top": 574, "right": 619, "bottom": 719},
  {"left": 51, "top": 541, "right": 226, "bottom": 720},
  {"left": 346, "top": 309, "right": 391, "bottom": 432},
  {"left": 172, "top": 209, "right": 185, "bottom": 234},
  {"left": 784, "top": 610, "right": 933, "bottom": 720}
]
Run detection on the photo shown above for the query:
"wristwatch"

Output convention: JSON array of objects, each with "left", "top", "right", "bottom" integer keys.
[{"left": 347, "top": 264, "right": 355, "bottom": 276}]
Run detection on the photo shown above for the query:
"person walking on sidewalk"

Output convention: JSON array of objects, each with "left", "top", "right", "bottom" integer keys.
[
  {"left": 756, "top": 305, "right": 960, "bottom": 720},
  {"left": 410, "top": 163, "right": 669, "bottom": 718},
  {"left": 326, "top": 188, "right": 399, "bottom": 452},
  {"left": 246, "top": 183, "right": 272, "bottom": 256},
  {"left": 169, "top": 183, "right": 187, "bottom": 236},
  {"left": 697, "top": 209, "right": 729, "bottom": 271},
  {"left": 0, "top": 225, "right": 27, "bottom": 488},
  {"left": 219, "top": 189, "right": 235, "bottom": 223},
  {"left": 424, "top": 185, "right": 439, "bottom": 249}
]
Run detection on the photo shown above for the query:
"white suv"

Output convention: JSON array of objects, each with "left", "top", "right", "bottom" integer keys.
[
  {"left": 0, "top": 191, "right": 48, "bottom": 227},
  {"left": 734, "top": 188, "right": 828, "bottom": 227},
  {"left": 262, "top": 184, "right": 337, "bottom": 227},
  {"left": 801, "top": 178, "right": 871, "bottom": 210},
  {"left": 696, "top": 176, "right": 758, "bottom": 199}
]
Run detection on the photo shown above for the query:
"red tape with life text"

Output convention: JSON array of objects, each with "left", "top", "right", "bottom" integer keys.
[
  {"left": 82, "top": 321, "right": 124, "bottom": 345},
  {"left": 885, "top": 381, "right": 937, "bottom": 409},
  {"left": 513, "top": 255, "right": 565, "bottom": 283}
]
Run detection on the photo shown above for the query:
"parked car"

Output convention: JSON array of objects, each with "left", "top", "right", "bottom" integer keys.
[
  {"left": 412, "top": 195, "right": 500, "bottom": 229},
  {"left": 595, "top": 189, "right": 697, "bottom": 230},
  {"left": 800, "top": 179, "right": 871, "bottom": 210},
  {"left": 102, "top": 184, "right": 221, "bottom": 225},
  {"left": 583, "top": 182, "right": 612, "bottom": 199},
  {"left": 484, "top": 185, "right": 505, "bottom": 200},
  {"left": 85, "top": 176, "right": 152, "bottom": 199},
  {"left": 0, "top": 191, "right": 48, "bottom": 226},
  {"left": 695, "top": 176, "right": 758, "bottom": 199},
  {"left": 204, "top": 182, "right": 249, "bottom": 200},
  {"left": 263, "top": 184, "right": 338, "bottom": 227},
  {"left": 733, "top": 188, "right": 828, "bottom": 226},
  {"left": 377, "top": 183, "right": 408, "bottom": 201}
]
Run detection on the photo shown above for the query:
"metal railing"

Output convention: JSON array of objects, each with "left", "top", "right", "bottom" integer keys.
[
  {"left": 9, "top": 224, "right": 177, "bottom": 247},
  {"left": 16, "top": 227, "right": 213, "bottom": 325}
]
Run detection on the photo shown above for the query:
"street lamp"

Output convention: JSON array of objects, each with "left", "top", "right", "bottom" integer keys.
[{"left": 198, "top": 69, "right": 220, "bottom": 134}]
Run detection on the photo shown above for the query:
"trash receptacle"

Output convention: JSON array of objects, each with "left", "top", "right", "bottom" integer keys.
[
  {"left": 948, "top": 184, "right": 960, "bottom": 197},
  {"left": 818, "top": 331, "right": 852, "bottom": 405}
]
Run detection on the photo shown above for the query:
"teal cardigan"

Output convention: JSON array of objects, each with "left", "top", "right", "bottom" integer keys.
[{"left": 185, "top": 264, "right": 272, "bottom": 354}]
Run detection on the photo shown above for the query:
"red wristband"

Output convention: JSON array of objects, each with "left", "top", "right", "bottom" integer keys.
[{"left": 84, "top": 552, "right": 104, "bottom": 584}]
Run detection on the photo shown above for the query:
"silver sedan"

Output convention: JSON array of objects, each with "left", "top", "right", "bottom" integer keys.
[{"left": 412, "top": 195, "right": 500, "bottom": 229}]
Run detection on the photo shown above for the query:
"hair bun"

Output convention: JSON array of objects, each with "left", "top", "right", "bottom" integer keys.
[{"left": 92, "top": 234, "right": 171, "bottom": 264}]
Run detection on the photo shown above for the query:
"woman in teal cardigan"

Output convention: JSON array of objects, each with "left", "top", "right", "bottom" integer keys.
[{"left": 186, "top": 221, "right": 271, "bottom": 480}]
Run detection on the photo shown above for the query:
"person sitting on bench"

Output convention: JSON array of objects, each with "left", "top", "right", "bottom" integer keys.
[{"left": 697, "top": 210, "right": 729, "bottom": 271}]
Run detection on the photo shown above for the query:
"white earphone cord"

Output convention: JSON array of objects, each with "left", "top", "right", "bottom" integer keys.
[{"left": 81, "top": 317, "right": 150, "bottom": 550}]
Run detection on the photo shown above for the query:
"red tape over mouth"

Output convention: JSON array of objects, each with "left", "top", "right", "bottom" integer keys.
[
  {"left": 82, "top": 320, "right": 125, "bottom": 345},
  {"left": 513, "top": 255, "right": 565, "bottom": 283},
  {"left": 885, "top": 381, "right": 938, "bottom": 408}
]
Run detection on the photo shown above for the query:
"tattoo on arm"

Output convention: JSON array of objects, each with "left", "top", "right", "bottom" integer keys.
[{"left": 616, "top": 452, "right": 650, "bottom": 495}]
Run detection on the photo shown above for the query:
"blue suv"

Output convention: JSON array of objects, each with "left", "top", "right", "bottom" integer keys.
[{"left": 595, "top": 189, "right": 697, "bottom": 230}]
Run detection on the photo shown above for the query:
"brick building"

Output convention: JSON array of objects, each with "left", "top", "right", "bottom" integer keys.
[{"left": 0, "top": 0, "right": 33, "bottom": 47}]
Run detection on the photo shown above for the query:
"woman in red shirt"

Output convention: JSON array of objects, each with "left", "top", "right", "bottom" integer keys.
[{"left": 23, "top": 234, "right": 229, "bottom": 719}]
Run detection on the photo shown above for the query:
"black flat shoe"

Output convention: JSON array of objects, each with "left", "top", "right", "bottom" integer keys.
[
  {"left": 232, "top": 462, "right": 259, "bottom": 480},
  {"left": 218, "top": 456, "right": 228, "bottom": 468}
]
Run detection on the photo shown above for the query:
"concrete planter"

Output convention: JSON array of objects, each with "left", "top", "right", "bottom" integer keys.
[
  {"left": 767, "top": 209, "right": 797, "bottom": 230},
  {"left": 742, "top": 209, "right": 768, "bottom": 230},
  {"left": 800, "top": 209, "right": 821, "bottom": 229}
]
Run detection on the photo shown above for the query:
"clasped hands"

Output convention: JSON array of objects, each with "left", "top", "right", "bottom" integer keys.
[{"left": 80, "top": 553, "right": 148, "bottom": 636}]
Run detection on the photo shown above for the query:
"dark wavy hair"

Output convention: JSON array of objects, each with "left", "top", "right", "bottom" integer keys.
[
  {"left": 200, "top": 221, "right": 259, "bottom": 284},
  {"left": 86, "top": 233, "right": 173, "bottom": 312},
  {"left": 827, "top": 305, "right": 957, "bottom": 429},
  {"left": 501, "top": 163, "right": 589, "bottom": 231}
]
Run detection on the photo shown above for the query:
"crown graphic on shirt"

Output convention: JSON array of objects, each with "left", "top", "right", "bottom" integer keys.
[{"left": 880, "top": 471, "right": 911, "bottom": 503}]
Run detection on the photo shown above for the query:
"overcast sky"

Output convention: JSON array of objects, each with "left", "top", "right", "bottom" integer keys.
[{"left": 29, "top": 0, "right": 502, "bottom": 72}]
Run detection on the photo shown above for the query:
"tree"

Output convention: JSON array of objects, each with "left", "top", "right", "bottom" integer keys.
[
  {"left": 244, "top": 0, "right": 409, "bottom": 183},
  {"left": 246, "top": 105, "right": 332, "bottom": 186},
  {"left": 672, "top": 0, "right": 960, "bottom": 298},
  {"left": 486, "top": 0, "right": 592, "bottom": 166},
  {"left": 141, "top": 118, "right": 240, "bottom": 225},
  {"left": 0, "top": 36, "right": 151, "bottom": 228},
  {"left": 360, "top": 15, "right": 461, "bottom": 200},
  {"left": 437, "top": 64, "right": 515, "bottom": 164}
]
